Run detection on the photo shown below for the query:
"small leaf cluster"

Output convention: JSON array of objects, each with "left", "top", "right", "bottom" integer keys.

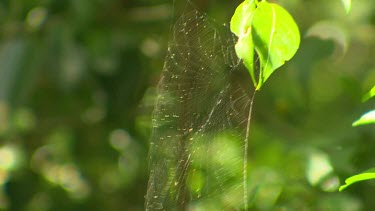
[{"left": 340, "top": 84, "right": 375, "bottom": 191}]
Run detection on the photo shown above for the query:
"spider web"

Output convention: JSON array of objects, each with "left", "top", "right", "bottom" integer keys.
[{"left": 146, "top": 4, "right": 256, "bottom": 211}]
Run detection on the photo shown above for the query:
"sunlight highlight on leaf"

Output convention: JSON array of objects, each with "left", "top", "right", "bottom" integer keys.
[
  {"left": 341, "top": 0, "right": 351, "bottom": 14},
  {"left": 352, "top": 110, "right": 375, "bottom": 126},
  {"left": 339, "top": 167, "right": 375, "bottom": 191},
  {"left": 362, "top": 85, "right": 375, "bottom": 102}
]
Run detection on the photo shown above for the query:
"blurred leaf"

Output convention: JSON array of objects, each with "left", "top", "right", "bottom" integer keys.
[
  {"left": 306, "top": 20, "right": 349, "bottom": 58},
  {"left": 341, "top": 0, "right": 351, "bottom": 14},
  {"left": 339, "top": 167, "right": 375, "bottom": 191},
  {"left": 0, "top": 39, "right": 27, "bottom": 103},
  {"left": 352, "top": 110, "right": 375, "bottom": 126},
  {"left": 306, "top": 150, "right": 334, "bottom": 186},
  {"left": 362, "top": 85, "right": 375, "bottom": 102}
]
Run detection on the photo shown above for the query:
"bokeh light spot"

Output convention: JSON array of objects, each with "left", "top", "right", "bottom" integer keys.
[
  {"left": 109, "top": 129, "right": 131, "bottom": 151},
  {"left": 26, "top": 7, "right": 47, "bottom": 30},
  {"left": 306, "top": 150, "right": 333, "bottom": 186}
]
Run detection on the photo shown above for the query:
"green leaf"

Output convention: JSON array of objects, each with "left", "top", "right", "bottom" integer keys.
[
  {"left": 352, "top": 110, "right": 375, "bottom": 126},
  {"left": 251, "top": 1, "right": 300, "bottom": 89},
  {"left": 341, "top": 0, "right": 351, "bottom": 14},
  {"left": 230, "top": 0, "right": 256, "bottom": 37},
  {"left": 230, "top": 0, "right": 257, "bottom": 85},
  {"left": 362, "top": 85, "right": 375, "bottom": 102},
  {"left": 235, "top": 32, "right": 256, "bottom": 86},
  {"left": 339, "top": 167, "right": 375, "bottom": 191},
  {"left": 230, "top": 1, "right": 300, "bottom": 90}
]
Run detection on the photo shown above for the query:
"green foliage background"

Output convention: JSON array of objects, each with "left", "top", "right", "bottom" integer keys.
[{"left": 0, "top": 0, "right": 375, "bottom": 210}]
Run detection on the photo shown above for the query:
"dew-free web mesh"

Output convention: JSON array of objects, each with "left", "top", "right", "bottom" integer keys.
[{"left": 146, "top": 4, "right": 256, "bottom": 211}]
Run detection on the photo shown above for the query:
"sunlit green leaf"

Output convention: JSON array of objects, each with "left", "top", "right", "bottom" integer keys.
[
  {"left": 235, "top": 31, "right": 256, "bottom": 86},
  {"left": 339, "top": 167, "right": 375, "bottom": 191},
  {"left": 230, "top": 0, "right": 257, "bottom": 85},
  {"left": 230, "top": 0, "right": 256, "bottom": 37},
  {"left": 231, "top": 1, "right": 300, "bottom": 90},
  {"left": 341, "top": 0, "right": 351, "bottom": 14},
  {"left": 252, "top": 2, "right": 300, "bottom": 89},
  {"left": 352, "top": 110, "right": 375, "bottom": 126},
  {"left": 362, "top": 85, "right": 375, "bottom": 102}
]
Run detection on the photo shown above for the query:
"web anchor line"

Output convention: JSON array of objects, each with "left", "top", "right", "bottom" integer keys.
[{"left": 243, "top": 89, "right": 256, "bottom": 211}]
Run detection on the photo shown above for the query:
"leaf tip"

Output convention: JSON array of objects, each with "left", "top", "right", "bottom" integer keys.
[{"left": 338, "top": 185, "right": 346, "bottom": 191}]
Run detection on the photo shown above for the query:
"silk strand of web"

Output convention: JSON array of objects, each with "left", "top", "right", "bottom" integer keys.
[{"left": 243, "top": 89, "right": 257, "bottom": 211}]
